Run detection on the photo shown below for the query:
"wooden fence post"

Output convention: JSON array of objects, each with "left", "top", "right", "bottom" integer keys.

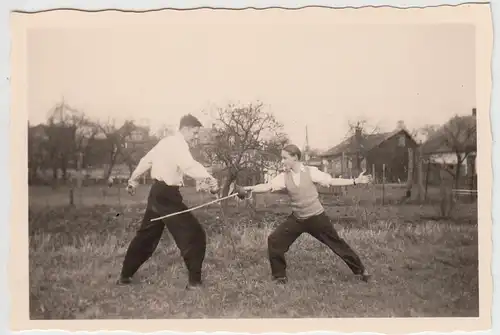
[
  {"left": 406, "top": 147, "right": 414, "bottom": 197},
  {"left": 424, "top": 160, "right": 431, "bottom": 201},
  {"left": 417, "top": 143, "right": 425, "bottom": 202},
  {"left": 382, "top": 163, "right": 386, "bottom": 205},
  {"left": 69, "top": 187, "right": 74, "bottom": 206},
  {"left": 77, "top": 152, "right": 83, "bottom": 206}
]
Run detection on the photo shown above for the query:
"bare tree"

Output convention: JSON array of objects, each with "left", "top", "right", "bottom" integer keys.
[
  {"left": 199, "top": 102, "right": 288, "bottom": 197},
  {"left": 121, "top": 125, "right": 156, "bottom": 175},
  {"left": 346, "top": 119, "right": 381, "bottom": 138},
  {"left": 440, "top": 114, "right": 477, "bottom": 189},
  {"left": 43, "top": 101, "right": 97, "bottom": 183},
  {"left": 411, "top": 124, "right": 440, "bottom": 143},
  {"left": 96, "top": 118, "right": 136, "bottom": 180}
]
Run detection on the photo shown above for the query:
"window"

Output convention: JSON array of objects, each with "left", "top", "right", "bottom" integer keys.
[{"left": 398, "top": 134, "right": 406, "bottom": 147}]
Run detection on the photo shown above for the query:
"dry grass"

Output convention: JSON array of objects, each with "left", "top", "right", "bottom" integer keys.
[{"left": 29, "top": 185, "right": 479, "bottom": 319}]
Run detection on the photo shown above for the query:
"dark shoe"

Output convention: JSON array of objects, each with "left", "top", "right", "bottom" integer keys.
[
  {"left": 355, "top": 272, "right": 371, "bottom": 282},
  {"left": 272, "top": 276, "right": 288, "bottom": 284},
  {"left": 186, "top": 281, "right": 203, "bottom": 290},
  {"left": 116, "top": 276, "right": 133, "bottom": 285}
]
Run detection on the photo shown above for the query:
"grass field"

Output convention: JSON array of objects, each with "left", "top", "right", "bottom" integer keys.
[{"left": 29, "top": 184, "right": 479, "bottom": 319}]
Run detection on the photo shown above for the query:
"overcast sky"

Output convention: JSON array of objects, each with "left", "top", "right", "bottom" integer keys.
[{"left": 27, "top": 21, "right": 475, "bottom": 150}]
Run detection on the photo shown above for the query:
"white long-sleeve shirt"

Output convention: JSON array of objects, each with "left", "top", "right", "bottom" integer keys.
[
  {"left": 128, "top": 132, "right": 213, "bottom": 186},
  {"left": 269, "top": 164, "right": 354, "bottom": 191}
]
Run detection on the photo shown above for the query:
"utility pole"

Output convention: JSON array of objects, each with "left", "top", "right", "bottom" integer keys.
[{"left": 304, "top": 125, "right": 310, "bottom": 164}]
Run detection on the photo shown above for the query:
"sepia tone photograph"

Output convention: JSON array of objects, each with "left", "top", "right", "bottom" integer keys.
[{"left": 9, "top": 3, "right": 493, "bottom": 333}]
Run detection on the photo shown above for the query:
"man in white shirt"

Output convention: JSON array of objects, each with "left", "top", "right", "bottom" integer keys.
[
  {"left": 243, "top": 144, "right": 372, "bottom": 284},
  {"left": 117, "top": 114, "right": 219, "bottom": 289}
]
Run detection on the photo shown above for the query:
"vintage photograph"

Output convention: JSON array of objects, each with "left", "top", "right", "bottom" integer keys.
[{"left": 17, "top": 4, "right": 490, "bottom": 327}]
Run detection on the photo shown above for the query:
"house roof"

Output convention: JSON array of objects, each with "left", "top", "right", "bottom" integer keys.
[
  {"left": 421, "top": 114, "right": 476, "bottom": 154},
  {"left": 320, "top": 128, "right": 415, "bottom": 158},
  {"left": 29, "top": 124, "right": 48, "bottom": 138}
]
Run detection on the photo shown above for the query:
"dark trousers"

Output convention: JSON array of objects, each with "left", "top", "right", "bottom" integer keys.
[
  {"left": 267, "top": 211, "right": 365, "bottom": 278},
  {"left": 120, "top": 181, "right": 206, "bottom": 284}
]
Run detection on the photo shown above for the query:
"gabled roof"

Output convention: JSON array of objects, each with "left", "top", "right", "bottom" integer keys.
[
  {"left": 28, "top": 124, "right": 48, "bottom": 138},
  {"left": 320, "top": 128, "right": 415, "bottom": 158}
]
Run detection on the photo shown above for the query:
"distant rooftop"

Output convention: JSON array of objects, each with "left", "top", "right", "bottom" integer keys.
[{"left": 320, "top": 128, "right": 415, "bottom": 158}]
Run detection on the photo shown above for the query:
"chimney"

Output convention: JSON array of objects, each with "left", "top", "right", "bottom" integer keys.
[
  {"left": 397, "top": 120, "right": 405, "bottom": 130},
  {"left": 354, "top": 127, "right": 363, "bottom": 145},
  {"left": 472, "top": 108, "right": 477, "bottom": 116}
]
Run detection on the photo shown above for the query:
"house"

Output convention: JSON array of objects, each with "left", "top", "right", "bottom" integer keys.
[
  {"left": 28, "top": 122, "right": 79, "bottom": 182},
  {"left": 320, "top": 124, "right": 418, "bottom": 183},
  {"left": 28, "top": 124, "right": 51, "bottom": 183},
  {"left": 29, "top": 123, "right": 49, "bottom": 140},
  {"left": 420, "top": 108, "right": 477, "bottom": 187}
]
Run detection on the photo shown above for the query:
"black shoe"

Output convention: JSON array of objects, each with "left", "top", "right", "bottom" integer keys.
[
  {"left": 186, "top": 281, "right": 203, "bottom": 290},
  {"left": 355, "top": 272, "right": 371, "bottom": 282},
  {"left": 116, "top": 276, "right": 133, "bottom": 285},
  {"left": 272, "top": 276, "right": 288, "bottom": 284}
]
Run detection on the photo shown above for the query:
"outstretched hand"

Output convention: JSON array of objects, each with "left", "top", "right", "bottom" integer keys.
[
  {"left": 126, "top": 179, "right": 139, "bottom": 196},
  {"left": 355, "top": 170, "right": 373, "bottom": 185},
  {"left": 200, "top": 177, "right": 220, "bottom": 196},
  {"left": 232, "top": 185, "right": 252, "bottom": 200},
  {"left": 209, "top": 187, "right": 220, "bottom": 196}
]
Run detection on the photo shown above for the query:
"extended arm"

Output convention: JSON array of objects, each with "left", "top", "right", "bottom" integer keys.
[
  {"left": 309, "top": 166, "right": 369, "bottom": 187},
  {"left": 328, "top": 177, "right": 356, "bottom": 186},
  {"left": 176, "top": 139, "right": 215, "bottom": 182},
  {"left": 245, "top": 183, "right": 273, "bottom": 193},
  {"left": 243, "top": 173, "right": 286, "bottom": 193},
  {"left": 128, "top": 146, "right": 156, "bottom": 187}
]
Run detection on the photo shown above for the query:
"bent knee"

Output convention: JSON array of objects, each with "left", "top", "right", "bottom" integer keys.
[{"left": 267, "top": 234, "right": 282, "bottom": 251}]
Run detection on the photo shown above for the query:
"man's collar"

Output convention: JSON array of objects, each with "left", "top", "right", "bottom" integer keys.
[
  {"left": 290, "top": 163, "right": 306, "bottom": 173},
  {"left": 174, "top": 131, "right": 187, "bottom": 143}
]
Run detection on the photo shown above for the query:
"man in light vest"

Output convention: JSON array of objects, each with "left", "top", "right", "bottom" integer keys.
[{"left": 244, "top": 144, "right": 372, "bottom": 284}]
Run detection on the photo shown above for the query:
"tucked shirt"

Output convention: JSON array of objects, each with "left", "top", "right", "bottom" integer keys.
[
  {"left": 269, "top": 164, "right": 345, "bottom": 191},
  {"left": 129, "top": 131, "right": 213, "bottom": 186}
]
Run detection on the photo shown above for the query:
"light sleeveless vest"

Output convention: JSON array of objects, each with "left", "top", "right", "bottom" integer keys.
[{"left": 284, "top": 166, "right": 324, "bottom": 220}]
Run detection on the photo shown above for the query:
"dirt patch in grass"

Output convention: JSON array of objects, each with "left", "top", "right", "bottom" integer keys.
[{"left": 29, "top": 201, "right": 478, "bottom": 319}]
